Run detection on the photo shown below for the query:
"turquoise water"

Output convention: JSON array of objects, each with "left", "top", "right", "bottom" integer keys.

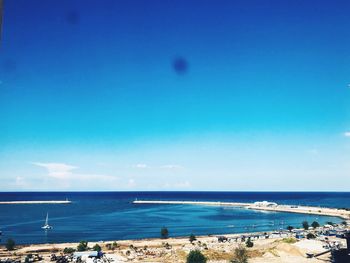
[{"left": 0, "top": 192, "right": 348, "bottom": 244}]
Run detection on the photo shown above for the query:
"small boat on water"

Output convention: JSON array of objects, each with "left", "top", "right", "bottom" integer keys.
[{"left": 41, "top": 213, "right": 52, "bottom": 230}]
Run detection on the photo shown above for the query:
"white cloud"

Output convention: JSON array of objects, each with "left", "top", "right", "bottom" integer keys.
[
  {"left": 127, "top": 178, "right": 136, "bottom": 188},
  {"left": 174, "top": 181, "right": 191, "bottom": 188},
  {"left": 132, "top": 163, "right": 184, "bottom": 170},
  {"left": 31, "top": 162, "right": 77, "bottom": 179},
  {"left": 344, "top": 131, "right": 350, "bottom": 137},
  {"left": 15, "top": 176, "right": 27, "bottom": 187},
  {"left": 134, "top": 163, "right": 149, "bottom": 169},
  {"left": 30, "top": 162, "right": 119, "bottom": 190},
  {"left": 160, "top": 164, "right": 184, "bottom": 169},
  {"left": 163, "top": 181, "right": 191, "bottom": 189}
]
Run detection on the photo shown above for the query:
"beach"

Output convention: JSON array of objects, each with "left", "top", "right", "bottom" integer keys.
[{"left": 1, "top": 229, "right": 348, "bottom": 262}]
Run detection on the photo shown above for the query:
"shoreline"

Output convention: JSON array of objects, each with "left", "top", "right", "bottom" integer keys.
[
  {"left": 1, "top": 228, "right": 348, "bottom": 263},
  {"left": 133, "top": 200, "right": 350, "bottom": 219}
]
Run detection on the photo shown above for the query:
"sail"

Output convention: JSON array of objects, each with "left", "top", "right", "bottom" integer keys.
[{"left": 45, "top": 213, "right": 48, "bottom": 225}]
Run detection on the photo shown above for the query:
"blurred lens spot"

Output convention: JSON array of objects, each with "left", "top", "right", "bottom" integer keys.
[
  {"left": 66, "top": 10, "right": 80, "bottom": 25},
  {"left": 172, "top": 57, "right": 188, "bottom": 75}
]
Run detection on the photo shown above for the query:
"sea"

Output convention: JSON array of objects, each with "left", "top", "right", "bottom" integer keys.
[{"left": 0, "top": 192, "right": 349, "bottom": 245}]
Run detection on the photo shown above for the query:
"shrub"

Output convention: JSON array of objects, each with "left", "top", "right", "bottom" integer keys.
[
  {"left": 342, "top": 221, "right": 347, "bottom": 226},
  {"left": 161, "top": 227, "right": 169, "bottom": 239},
  {"left": 77, "top": 241, "right": 88, "bottom": 251},
  {"left": 63, "top": 247, "right": 76, "bottom": 254},
  {"left": 164, "top": 242, "right": 172, "bottom": 249},
  {"left": 186, "top": 250, "right": 207, "bottom": 263},
  {"left": 282, "top": 238, "right": 297, "bottom": 244},
  {"left": 306, "top": 233, "right": 316, "bottom": 239},
  {"left": 189, "top": 233, "right": 196, "bottom": 243},
  {"left": 231, "top": 245, "right": 249, "bottom": 263},
  {"left": 326, "top": 221, "right": 334, "bottom": 226},
  {"left": 287, "top": 226, "right": 294, "bottom": 232},
  {"left": 112, "top": 241, "right": 118, "bottom": 250},
  {"left": 218, "top": 236, "right": 228, "bottom": 242},
  {"left": 5, "top": 239, "right": 15, "bottom": 251},
  {"left": 92, "top": 244, "right": 102, "bottom": 252},
  {"left": 311, "top": 221, "right": 320, "bottom": 228},
  {"left": 302, "top": 221, "right": 309, "bottom": 230},
  {"left": 245, "top": 237, "right": 253, "bottom": 248}
]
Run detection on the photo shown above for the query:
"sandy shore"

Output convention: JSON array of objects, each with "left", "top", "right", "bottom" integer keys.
[
  {"left": 1, "top": 231, "right": 347, "bottom": 262},
  {"left": 133, "top": 200, "right": 350, "bottom": 219}
]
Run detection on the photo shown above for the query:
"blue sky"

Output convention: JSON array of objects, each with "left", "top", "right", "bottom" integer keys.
[{"left": 0, "top": 0, "right": 349, "bottom": 191}]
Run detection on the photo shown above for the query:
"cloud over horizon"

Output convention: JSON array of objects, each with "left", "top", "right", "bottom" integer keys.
[
  {"left": 30, "top": 162, "right": 119, "bottom": 190},
  {"left": 31, "top": 162, "right": 77, "bottom": 179}
]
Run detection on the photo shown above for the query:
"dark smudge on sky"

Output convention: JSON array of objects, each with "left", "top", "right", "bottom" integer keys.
[
  {"left": 65, "top": 10, "right": 80, "bottom": 25},
  {"left": 172, "top": 57, "right": 189, "bottom": 75}
]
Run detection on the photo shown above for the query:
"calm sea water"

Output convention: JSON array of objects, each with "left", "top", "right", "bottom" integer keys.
[{"left": 0, "top": 192, "right": 349, "bottom": 244}]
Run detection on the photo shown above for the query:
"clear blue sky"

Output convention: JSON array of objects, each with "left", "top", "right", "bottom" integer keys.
[{"left": 0, "top": 0, "right": 349, "bottom": 191}]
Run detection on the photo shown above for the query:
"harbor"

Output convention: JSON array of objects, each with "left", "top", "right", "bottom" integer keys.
[{"left": 133, "top": 200, "right": 350, "bottom": 220}]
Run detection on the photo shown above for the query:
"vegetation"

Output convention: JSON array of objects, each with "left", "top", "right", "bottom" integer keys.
[
  {"left": 5, "top": 238, "right": 15, "bottom": 251},
  {"left": 286, "top": 225, "right": 294, "bottom": 232},
  {"left": 306, "top": 233, "right": 316, "bottom": 239},
  {"left": 282, "top": 237, "right": 297, "bottom": 244},
  {"left": 63, "top": 247, "right": 76, "bottom": 254},
  {"left": 77, "top": 240, "right": 88, "bottom": 251},
  {"left": 245, "top": 237, "right": 254, "bottom": 248},
  {"left": 161, "top": 227, "right": 169, "bottom": 239},
  {"left": 186, "top": 250, "right": 207, "bottom": 263},
  {"left": 342, "top": 221, "right": 347, "bottom": 226},
  {"left": 163, "top": 242, "right": 172, "bottom": 249},
  {"left": 326, "top": 221, "right": 334, "bottom": 226},
  {"left": 218, "top": 236, "right": 228, "bottom": 242},
  {"left": 311, "top": 221, "right": 320, "bottom": 228},
  {"left": 189, "top": 233, "right": 196, "bottom": 243},
  {"left": 302, "top": 221, "right": 309, "bottom": 230},
  {"left": 92, "top": 244, "right": 102, "bottom": 252},
  {"left": 112, "top": 241, "right": 118, "bottom": 250},
  {"left": 231, "top": 245, "right": 249, "bottom": 263}
]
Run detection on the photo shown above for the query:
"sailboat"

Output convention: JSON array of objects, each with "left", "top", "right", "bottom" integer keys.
[{"left": 41, "top": 213, "right": 52, "bottom": 230}]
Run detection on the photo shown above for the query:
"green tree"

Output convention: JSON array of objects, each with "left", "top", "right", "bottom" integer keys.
[
  {"left": 112, "top": 241, "right": 118, "bottom": 250},
  {"left": 77, "top": 240, "right": 88, "bottom": 251},
  {"left": 245, "top": 237, "right": 253, "bottom": 248},
  {"left": 306, "top": 233, "right": 316, "bottom": 239},
  {"left": 92, "top": 244, "right": 102, "bottom": 252},
  {"left": 63, "top": 247, "right": 76, "bottom": 254},
  {"left": 186, "top": 250, "right": 207, "bottom": 263},
  {"left": 189, "top": 233, "right": 196, "bottom": 243},
  {"left": 311, "top": 221, "right": 320, "bottom": 229},
  {"left": 160, "top": 227, "right": 169, "bottom": 239},
  {"left": 231, "top": 245, "right": 249, "bottom": 263},
  {"left": 5, "top": 238, "right": 15, "bottom": 251},
  {"left": 287, "top": 226, "right": 294, "bottom": 232},
  {"left": 302, "top": 221, "right": 309, "bottom": 230},
  {"left": 342, "top": 221, "right": 347, "bottom": 226}
]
